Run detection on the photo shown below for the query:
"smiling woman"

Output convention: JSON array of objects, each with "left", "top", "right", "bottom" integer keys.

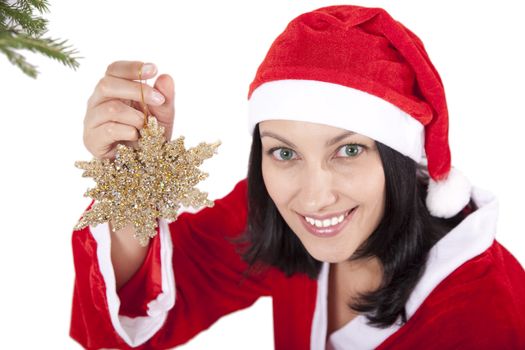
[
  {"left": 69, "top": 4, "right": 525, "bottom": 350},
  {"left": 259, "top": 121, "right": 386, "bottom": 264},
  {"left": 244, "top": 120, "right": 480, "bottom": 333}
]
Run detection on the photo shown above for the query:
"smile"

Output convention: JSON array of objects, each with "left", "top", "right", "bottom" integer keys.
[
  {"left": 299, "top": 207, "right": 357, "bottom": 238},
  {"left": 304, "top": 212, "right": 347, "bottom": 228}
]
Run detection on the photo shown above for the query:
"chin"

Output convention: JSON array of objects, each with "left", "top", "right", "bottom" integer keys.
[
  {"left": 302, "top": 240, "right": 356, "bottom": 264},
  {"left": 313, "top": 254, "right": 346, "bottom": 264}
]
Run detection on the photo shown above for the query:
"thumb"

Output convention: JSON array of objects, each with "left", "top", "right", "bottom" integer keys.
[{"left": 149, "top": 74, "right": 175, "bottom": 140}]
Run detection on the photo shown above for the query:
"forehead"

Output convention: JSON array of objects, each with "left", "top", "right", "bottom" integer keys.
[{"left": 258, "top": 120, "right": 373, "bottom": 142}]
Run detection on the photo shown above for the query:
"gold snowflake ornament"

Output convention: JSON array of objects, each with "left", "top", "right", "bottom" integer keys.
[{"left": 74, "top": 116, "right": 220, "bottom": 246}]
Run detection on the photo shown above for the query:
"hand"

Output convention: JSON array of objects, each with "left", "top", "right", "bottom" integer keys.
[{"left": 83, "top": 60, "right": 175, "bottom": 159}]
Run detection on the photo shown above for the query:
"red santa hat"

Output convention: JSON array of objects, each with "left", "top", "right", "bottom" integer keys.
[{"left": 247, "top": 5, "right": 472, "bottom": 218}]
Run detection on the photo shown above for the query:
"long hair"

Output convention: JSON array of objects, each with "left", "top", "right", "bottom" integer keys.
[{"left": 240, "top": 124, "right": 476, "bottom": 328}]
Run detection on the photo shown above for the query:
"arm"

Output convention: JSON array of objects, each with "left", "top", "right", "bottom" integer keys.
[
  {"left": 70, "top": 179, "right": 273, "bottom": 349},
  {"left": 109, "top": 221, "right": 149, "bottom": 290}
]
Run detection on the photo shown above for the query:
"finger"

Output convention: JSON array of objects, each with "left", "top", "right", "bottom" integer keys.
[
  {"left": 105, "top": 60, "right": 157, "bottom": 81},
  {"left": 90, "top": 139, "right": 140, "bottom": 160},
  {"left": 87, "top": 75, "right": 166, "bottom": 109},
  {"left": 87, "top": 122, "right": 140, "bottom": 158},
  {"left": 85, "top": 99, "right": 145, "bottom": 131},
  {"left": 148, "top": 74, "right": 175, "bottom": 137}
]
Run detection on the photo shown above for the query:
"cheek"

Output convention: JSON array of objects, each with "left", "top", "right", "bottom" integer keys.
[
  {"left": 337, "top": 157, "right": 385, "bottom": 216},
  {"left": 261, "top": 159, "right": 292, "bottom": 207},
  {"left": 355, "top": 162, "right": 386, "bottom": 225},
  {"left": 358, "top": 168, "right": 385, "bottom": 203}
]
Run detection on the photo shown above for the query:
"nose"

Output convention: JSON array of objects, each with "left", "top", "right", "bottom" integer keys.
[{"left": 297, "top": 165, "right": 338, "bottom": 213}]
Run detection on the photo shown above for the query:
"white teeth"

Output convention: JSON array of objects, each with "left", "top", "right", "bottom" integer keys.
[{"left": 304, "top": 211, "right": 350, "bottom": 228}]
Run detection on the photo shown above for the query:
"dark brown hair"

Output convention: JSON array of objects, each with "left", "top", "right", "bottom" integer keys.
[{"left": 241, "top": 124, "right": 476, "bottom": 328}]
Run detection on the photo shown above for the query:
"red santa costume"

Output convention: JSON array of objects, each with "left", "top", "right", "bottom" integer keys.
[{"left": 70, "top": 5, "right": 525, "bottom": 350}]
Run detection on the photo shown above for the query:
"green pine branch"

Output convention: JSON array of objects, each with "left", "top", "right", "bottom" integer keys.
[
  {"left": 1, "top": 1, "right": 47, "bottom": 36},
  {"left": 0, "top": 0, "right": 81, "bottom": 78}
]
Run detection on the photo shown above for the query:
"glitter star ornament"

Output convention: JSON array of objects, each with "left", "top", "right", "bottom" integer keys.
[{"left": 74, "top": 115, "right": 220, "bottom": 246}]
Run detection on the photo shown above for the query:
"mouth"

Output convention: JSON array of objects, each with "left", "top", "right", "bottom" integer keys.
[{"left": 299, "top": 207, "right": 357, "bottom": 238}]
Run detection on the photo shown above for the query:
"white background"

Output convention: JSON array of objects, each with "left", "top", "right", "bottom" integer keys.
[{"left": 1, "top": 0, "right": 524, "bottom": 348}]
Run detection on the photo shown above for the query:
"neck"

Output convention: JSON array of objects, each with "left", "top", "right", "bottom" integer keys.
[{"left": 331, "top": 256, "right": 383, "bottom": 302}]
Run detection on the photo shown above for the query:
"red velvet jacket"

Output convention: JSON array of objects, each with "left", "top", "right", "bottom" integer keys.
[{"left": 70, "top": 180, "right": 525, "bottom": 349}]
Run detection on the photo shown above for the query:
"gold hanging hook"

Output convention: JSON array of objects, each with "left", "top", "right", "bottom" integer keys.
[{"left": 138, "top": 64, "right": 150, "bottom": 128}]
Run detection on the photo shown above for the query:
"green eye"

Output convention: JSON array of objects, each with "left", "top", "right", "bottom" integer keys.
[
  {"left": 279, "top": 148, "right": 294, "bottom": 160},
  {"left": 271, "top": 148, "right": 296, "bottom": 161},
  {"left": 345, "top": 145, "right": 359, "bottom": 156},
  {"left": 338, "top": 144, "right": 362, "bottom": 158}
]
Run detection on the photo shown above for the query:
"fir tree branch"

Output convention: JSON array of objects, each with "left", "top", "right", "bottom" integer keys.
[
  {"left": 25, "top": 0, "right": 49, "bottom": 14},
  {"left": 1, "top": 1, "right": 47, "bottom": 36},
  {"left": 0, "top": 0, "right": 81, "bottom": 78},
  {"left": 0, "top": 30, "right": 81, "bottom": 71},
  {"left": 0, "top": 45, "right": 38, "bottom": 78}
]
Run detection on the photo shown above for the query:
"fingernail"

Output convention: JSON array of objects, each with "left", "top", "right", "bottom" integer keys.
[
  {"left": 151, "top": 90, "right": 165, "bottom": 105},
  {"left": 142, "top": 63, "right": 156, "bottom": 76}
]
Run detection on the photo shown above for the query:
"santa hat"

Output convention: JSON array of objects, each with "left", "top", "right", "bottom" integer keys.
[{"left": 247, "top": 5, "right": 471, "bottom": 219}]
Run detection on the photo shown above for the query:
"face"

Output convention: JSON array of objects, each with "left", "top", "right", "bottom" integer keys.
[{"left": 260, "top": 120, "right": 386, "bottom": 263}]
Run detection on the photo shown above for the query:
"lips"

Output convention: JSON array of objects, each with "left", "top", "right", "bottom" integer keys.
[{"left": 299, "top": 207, "right": 357, "bottom": 238}]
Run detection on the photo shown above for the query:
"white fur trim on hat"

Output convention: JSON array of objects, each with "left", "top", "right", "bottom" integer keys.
[
  {"left": 248, "top": 79, "right": 425, "bottom": 163},
  {"left": 426, "top": 167, "right": 472, "bottom": 218}
]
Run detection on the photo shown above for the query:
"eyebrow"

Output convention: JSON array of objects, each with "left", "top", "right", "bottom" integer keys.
[{"left": 260, "top": 130, "right": 356, "bottom": 148}]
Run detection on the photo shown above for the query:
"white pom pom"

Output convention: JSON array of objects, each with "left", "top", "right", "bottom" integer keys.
[{"left": 426, "top": 167, "right": 472, "bottom": 218}]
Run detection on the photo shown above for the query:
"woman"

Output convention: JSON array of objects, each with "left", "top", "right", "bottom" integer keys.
[{"left": 70, "top": 5, "right": 525, "bottom": 349}]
